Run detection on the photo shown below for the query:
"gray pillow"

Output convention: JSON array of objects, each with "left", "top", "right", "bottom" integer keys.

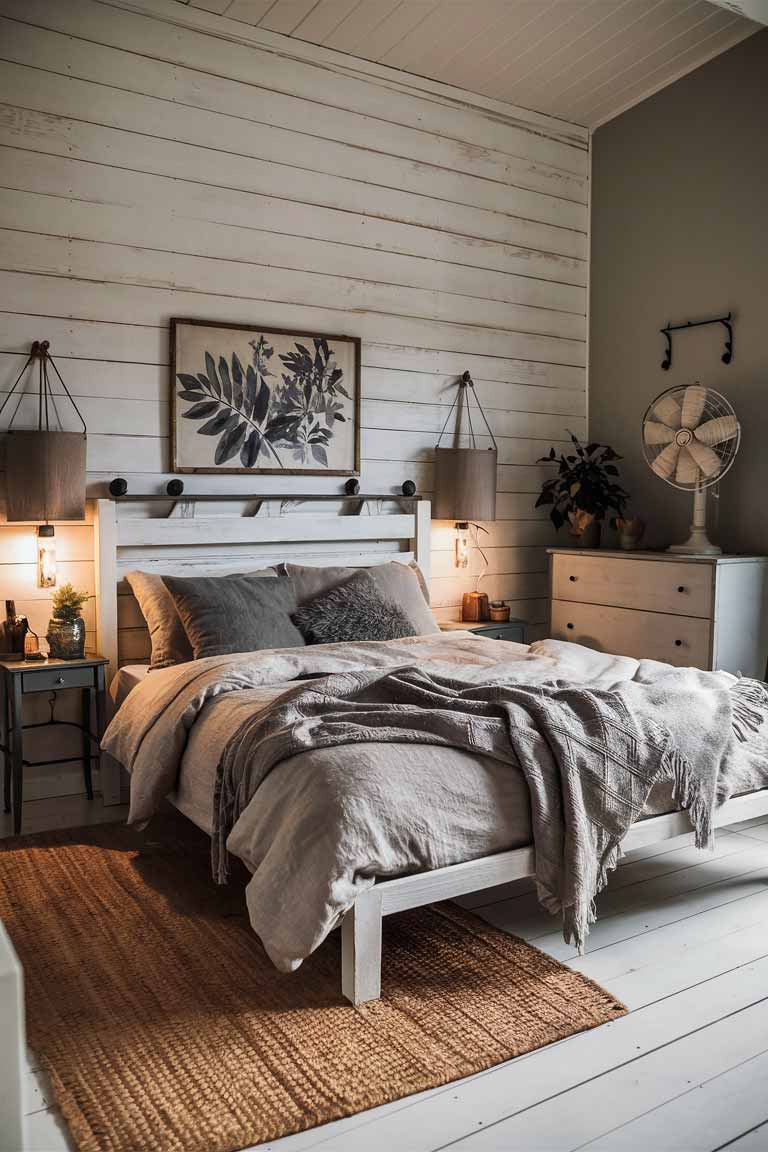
[
  {"left": 279, "top": 561, "right": 439, "bottom": 635},
  {"left": 293, "top": 569, "right": 417, "bottom": 645},
  {"left": 162, "top": 574, "right": 305, "bottom": 659}
]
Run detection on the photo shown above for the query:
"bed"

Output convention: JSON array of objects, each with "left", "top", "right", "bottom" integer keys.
[{"left": 94, "top": 496, "right": 768, "bottom": 1005}]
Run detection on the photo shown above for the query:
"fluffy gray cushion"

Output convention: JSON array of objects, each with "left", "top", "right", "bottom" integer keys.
[
  {"left": 162, "top": 574, "right": 304, "bottom": 659},
  {"left": 279, "top": 561, "right": 439, "bottom": 635},
  {"left": 292, "top": 569, "right": 417, "bottom": 645}
]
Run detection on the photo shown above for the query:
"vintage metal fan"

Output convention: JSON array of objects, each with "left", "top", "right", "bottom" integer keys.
[{"left": 642, "top": 383, "right": 740, "bottom": 555}]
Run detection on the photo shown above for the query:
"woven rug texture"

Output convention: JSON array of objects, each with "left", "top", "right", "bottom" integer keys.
[{"left": 0, "top": 817, "right": 626, "bottom": 1152}]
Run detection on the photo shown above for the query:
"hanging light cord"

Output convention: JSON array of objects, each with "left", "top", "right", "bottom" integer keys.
[
  {"left": 470, "top": 522, "right": 490, "bottom": 591},
  {"left": 0, "top": 341, "right": 87, "bottom": 434},
  {"left": 435, "top": 371, "right": 498, "bottom": 450}
]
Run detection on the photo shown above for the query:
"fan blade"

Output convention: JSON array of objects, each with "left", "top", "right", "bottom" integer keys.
[
  {"left": 650, "top": 441, "right": 680, "bottom": 481},
  {"left": 694, "top": 415, "right": 739, "bottom": 446},
  {"left": 675, "top": 447, "right": 699, "bottom": 485},
  {"left": 687, "top": 438, "right": 721, "bottom": 478},
  {"left": 681, "top": 384, "right": 707, "bottom": 429},
  {"left": 643, "top": 420, "right": 676, "bottom": 445},
  {"left": 653, "top": 393, "right": 682, "bottom": 429}
]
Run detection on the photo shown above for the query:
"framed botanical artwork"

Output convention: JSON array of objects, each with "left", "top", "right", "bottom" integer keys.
[{"left": 170, "top": 319, "right": 361, "bottom": 475}]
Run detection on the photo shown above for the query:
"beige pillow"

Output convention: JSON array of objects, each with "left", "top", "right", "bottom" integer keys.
[
  {"left": 279, "top": 561, "right": 439, "bottom": 636},
  {"left": 125, "top": 568, "right": 276, "bottom": 669}
]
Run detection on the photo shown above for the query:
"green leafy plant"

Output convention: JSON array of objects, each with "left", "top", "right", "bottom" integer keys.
[
  {"left": 535, "top": 433, "right": 628, "bottom": 534},
  {"left": 51, "top": 583, "right": 92, "bottom": 622}
]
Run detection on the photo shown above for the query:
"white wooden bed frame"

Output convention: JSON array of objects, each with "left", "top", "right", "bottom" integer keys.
[
  {"left": 85, "top": 496, "right": 768, "bottom": 1010},
  {"left": 2, "top": 496, "right": 768, "bottom": 1141}
]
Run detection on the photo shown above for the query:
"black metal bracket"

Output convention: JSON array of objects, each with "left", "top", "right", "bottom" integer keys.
[{"left": 660, "top": 312, "right": 734, "bottom": 371}]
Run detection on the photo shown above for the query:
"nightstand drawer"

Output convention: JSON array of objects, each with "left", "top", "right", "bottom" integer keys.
[
  {"left": 471, "top": 622, "right": 527, "bottom": 644},
  {"left": 22, "top": 666, "right": 94, "bottom": 693},
  {"left": 551, "top": 600, "right": 711, "bottom": 667},
  {"left": 551, "top": 554, "right": 713, "bottom": 618}
]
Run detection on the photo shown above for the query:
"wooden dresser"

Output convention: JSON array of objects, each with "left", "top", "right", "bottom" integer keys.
[{"left": 548, "top": 549, "right": 768, "bottom": 678}]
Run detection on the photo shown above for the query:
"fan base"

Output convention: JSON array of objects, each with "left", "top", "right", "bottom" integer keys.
[{"left": 668, "top": 528, "right": 722, "bottom": 557}]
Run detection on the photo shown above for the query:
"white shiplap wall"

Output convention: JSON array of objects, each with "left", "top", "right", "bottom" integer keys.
[{"left": 0, "top": 0, "right": 588, "bottom": 678}]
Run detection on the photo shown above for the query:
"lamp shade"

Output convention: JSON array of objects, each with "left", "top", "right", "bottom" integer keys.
[
  {"left": 5, "top": 431, "right": 87, "bottom": 521},
  {"left": 433, "top": 446, "right": 497, "bottom": 521}
]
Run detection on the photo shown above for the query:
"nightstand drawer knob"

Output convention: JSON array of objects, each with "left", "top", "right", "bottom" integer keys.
[
  {"left": 569, "top": 575, "right": 577, "bottom": 582},
  {"left": 677, "top": 586, "right": 685, "bottom": 593},
  {"left": 675, "top": 639, "right": 683, "bottom": 647},
  {"left": 56, "top": 676, "right": 65, "bottom": 684},
  {"left": 567, "top": 622, "right": 574, "bottom": 630}
]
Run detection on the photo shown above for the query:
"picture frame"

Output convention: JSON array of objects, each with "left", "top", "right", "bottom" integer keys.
[{"left": 170, "top": 318, "right": 361, "bottom": 475}]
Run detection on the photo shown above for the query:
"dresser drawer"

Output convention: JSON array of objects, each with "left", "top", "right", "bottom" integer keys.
[
  {"left": 21, "top": 665, "right": 94, "bottom": 693},
  {"left": 550, "top": 600, "right": 712, "bottom": 668},
  {"left": 551, "top": 554, "right": 713, "bottom": 618}
]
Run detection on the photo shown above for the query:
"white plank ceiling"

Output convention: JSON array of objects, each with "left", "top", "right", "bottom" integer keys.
[{"left": 183, "top": 0, "right": 761, "bottom": 127}]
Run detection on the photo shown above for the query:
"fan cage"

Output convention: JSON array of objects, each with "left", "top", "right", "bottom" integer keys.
[{"left": 641, "top": 385, "right": 740, "bottom": 492}]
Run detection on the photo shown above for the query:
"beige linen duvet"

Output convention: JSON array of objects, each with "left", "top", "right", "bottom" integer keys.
[{"left": 104, "top": 633, "right": 745, "bottom": 971}]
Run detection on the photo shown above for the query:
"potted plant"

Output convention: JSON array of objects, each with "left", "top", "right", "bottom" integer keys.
[
  {"left": 47, "top": 583, "right": 92, "bottom": 659},
  {"left": 535, "top": 434, "right": 628, "bottom": 548}
]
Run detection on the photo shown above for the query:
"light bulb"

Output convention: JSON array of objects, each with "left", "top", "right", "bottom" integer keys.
[
  {"left": 37, "top": 525, "right": 56, "bottom": 588},
  {"left": 454, "top": 521, "right": 470, "bottom": 569}
]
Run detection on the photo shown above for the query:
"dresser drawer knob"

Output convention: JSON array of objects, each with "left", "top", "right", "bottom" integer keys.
[
  {"left": 567, "top": 623, "right": 574, "bottom": 630},
  {"left": 677, "top": 586, "right": 686, "bottom": 593},
  {"left": 569, "top": 575, "right": 577, "bottom": 582},
  {"left": 675, "top": 640, "right": 682, "bottom": 647}
]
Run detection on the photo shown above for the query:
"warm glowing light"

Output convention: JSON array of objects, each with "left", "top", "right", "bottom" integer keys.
[
  {"left": 37, "top": 526, "right": 56, "bottom": 588},
  {"left": 454, "top": 521, "right": 470, "bottom": 568}
]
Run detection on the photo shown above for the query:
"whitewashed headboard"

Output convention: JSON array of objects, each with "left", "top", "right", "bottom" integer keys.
[{"left": 94, "top": 495, "right": 431, "bottom": 676}]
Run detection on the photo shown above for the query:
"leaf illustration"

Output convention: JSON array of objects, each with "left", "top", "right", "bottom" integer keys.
[
  {"left": 240, "top": 429, "right": 260, "bottom": 467},
  {"left": 197, "top": 374, "right": 211, "bottom": 392},
  {"left": 177, "top": 389, "right": 209, "bottom": 402},
  {"left": 231, "top": 353, "right": 244, "bottom": 410},
  {"left": 218, "top": 356, "right": 232, "bottom": 404},
  {"left": 181, "top": 400, "right": 219, "bottom": 420},
  {"left": 199, "top": 411, "right": 238, "bottom": 436},
  {"left": 253, "top": 380, "right": 270, "bottom": 424},
  {"left": 311, "top": 444, "right": 328, "bottom": 466},
  {"left": 245, "top": 365, "right": 258, "bottom": 419},
  {"left": 177, "top": 373, "right": 205, "bottom": 391},
  {"left": 215, "top": 420, "right": 247, "bottom": 464},
  {"left": 205, "top": 352, "right": 221, "bottom": 398}
]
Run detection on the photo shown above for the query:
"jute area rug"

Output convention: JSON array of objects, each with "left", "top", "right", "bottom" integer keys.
[{"left": 0, "top": 817, "right": 626, "bottom": 1152}]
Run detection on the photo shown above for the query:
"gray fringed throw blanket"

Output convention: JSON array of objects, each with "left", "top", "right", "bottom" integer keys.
[{"left": 214, "top": 665, "right": 768, "bottom": 950}]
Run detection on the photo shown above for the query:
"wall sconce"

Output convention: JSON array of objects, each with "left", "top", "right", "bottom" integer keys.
[
  {"left": 1, "top": 341, "right": 87, "bottom": 584},
  {"left": 37, "top": 524, "right": 56, "bottom": 588}
]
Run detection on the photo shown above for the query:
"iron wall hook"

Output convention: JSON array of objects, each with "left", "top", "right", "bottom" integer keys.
[{"left": 660, "top": 312, "right": 734, "bottom": 371}]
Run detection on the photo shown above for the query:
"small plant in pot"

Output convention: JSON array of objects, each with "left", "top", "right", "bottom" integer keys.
[
  {"left": 535, "top": 433, "right": 628, "bottom": 548},
  {"left": 47, "top": 583, "right": 92, "bottom": 659}
]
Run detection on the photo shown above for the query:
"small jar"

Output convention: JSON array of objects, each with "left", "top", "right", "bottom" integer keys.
[{"left": 489, "top": 601, "right": 510, "bottom": 623}]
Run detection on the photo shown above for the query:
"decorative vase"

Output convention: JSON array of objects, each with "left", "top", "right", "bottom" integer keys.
[
  {"left": 575, "top": 521, "right": 601, "bottom": 549},
  {"left": 46, "top": 617, "right": 86, "bottom": 660}
]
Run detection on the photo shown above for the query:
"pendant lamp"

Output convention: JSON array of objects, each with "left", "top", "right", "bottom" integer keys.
[
  {"left": 1, "top": 340, "right": 87, "bottom": 587},
  {"left": 433, "top": 371, "right": 497, "bottom": 621}
]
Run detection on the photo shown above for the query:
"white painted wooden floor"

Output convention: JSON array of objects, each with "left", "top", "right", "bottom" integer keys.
[{"left": 10, "top": 803, "right": 768, "bottom": 1152}]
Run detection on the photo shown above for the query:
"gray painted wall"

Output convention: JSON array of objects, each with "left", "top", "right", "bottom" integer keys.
[{"left": 590, "top": 29, "right": 768, "bottom": 554}]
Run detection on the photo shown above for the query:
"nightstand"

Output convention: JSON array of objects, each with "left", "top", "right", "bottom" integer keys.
[
  {"left": 439, "top": 620, "right": 528, "bottom": 643},
  {"left": 0, "top": 656, "right": 109, "bottom": 835}
]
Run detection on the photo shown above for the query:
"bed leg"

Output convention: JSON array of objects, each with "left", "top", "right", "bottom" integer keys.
[{"left": 341, "top": 888, "right": 382, "bottom": 1005}]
